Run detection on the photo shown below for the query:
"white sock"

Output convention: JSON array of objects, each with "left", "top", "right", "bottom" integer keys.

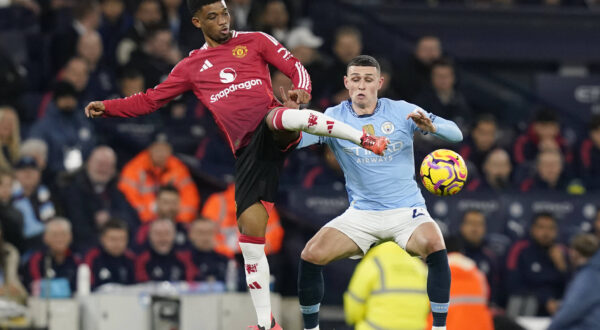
[
  {"left": 305, "top": 326, "right": 320, "bottom": 330},
  {"left": 239, "top": 240, "right": 271, "bottom": 328},
  {"left": 274, "top": 109, "right": 363, "bottom": 145},
  {"left": 432, "top": 327, "right": 446, "bottom": 330}
]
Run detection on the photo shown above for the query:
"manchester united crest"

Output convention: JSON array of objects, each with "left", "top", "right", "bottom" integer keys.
[{"left": 232, "top": 45, "right": 248, "bottom": 58}]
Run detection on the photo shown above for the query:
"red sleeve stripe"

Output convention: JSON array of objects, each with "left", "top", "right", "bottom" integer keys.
[
  {"left": 302, "top": 166, "right": 324, "bottom": 189},
  {"left": 135, "top": 252, "right": 151, "bottom": 282},
  {"left": 29, "top": 252, "right": 43, "bottom": 281},
  {"left": 581, "top": 139, "right": 593, "bottom": 168},
  {"left": 272, "top": 108, "right": 285, "bottom": 130},
  {"left": 507, "top": 240, "right": 529, "bottom": 270}
]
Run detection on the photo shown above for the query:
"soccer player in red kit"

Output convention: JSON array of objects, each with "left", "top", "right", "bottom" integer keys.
[{"left": 85, "top": 0, "right": 388, "bottom": 328}]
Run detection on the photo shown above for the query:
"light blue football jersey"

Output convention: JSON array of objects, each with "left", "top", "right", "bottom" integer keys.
[{"left": 298, "top": 98, "right": 462, "bottom": 211}]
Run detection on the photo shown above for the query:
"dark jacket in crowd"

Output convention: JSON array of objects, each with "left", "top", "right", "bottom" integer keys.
[
  {"left": 579, "top": 138, "right": 600, "bottom": 191},
  {"left": 506, "top": 238, "right": 568, "bottom": 316},
  {"left": 186, "top": 249, "right": 229, "bottom": 282},
  {"left": 0, "top": 201, "right": 25, "bottom": 251},
  {"left": 23, "top": 249, "right": 81, "bottom": 294},
  {"left": 414, "top": 87, "right": 472, "bottom": 126},
  {"left": 58, "top": 170, "right": 139, "bottom": 252},
  {"left": 461, "top": 237, "right": 502, "bottom": 304},
  {"left": 84, "top": 247, "right": 136, "bottom": 290},
  {"left": 135, "top": 247, "right": 194, "bottom": 282}
]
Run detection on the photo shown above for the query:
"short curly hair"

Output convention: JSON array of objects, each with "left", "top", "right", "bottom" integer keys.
[{"left": 187, "top": 0, "right": 222, "bottom": 16}]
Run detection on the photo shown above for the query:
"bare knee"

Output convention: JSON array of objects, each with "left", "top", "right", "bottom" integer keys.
[
  {"left": 423, "top": 239, "right": 446, "bottom": 259},
  {"left": 301, "top": 243, "right": 330, "bottom": 266}
]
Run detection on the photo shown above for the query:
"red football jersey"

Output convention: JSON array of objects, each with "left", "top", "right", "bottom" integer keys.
[{"left": 102, "top": 31, "right": 311, "bottom": 153}]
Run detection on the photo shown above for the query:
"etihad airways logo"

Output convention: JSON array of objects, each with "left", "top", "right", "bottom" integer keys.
[{"left": 210, "top": 79, "right": 263, "bottom": 103}]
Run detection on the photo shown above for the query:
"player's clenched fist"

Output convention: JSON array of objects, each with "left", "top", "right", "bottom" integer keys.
[{"left": 85, "top": 101, "right": 105, "bottom": 118}]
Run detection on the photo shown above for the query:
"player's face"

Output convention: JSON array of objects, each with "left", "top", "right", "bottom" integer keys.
[
  {"left": 101, "top": 229, "right": 128, "bottom": 257},
  {"left": 344, "top": 66, "right": 383, "bottom": 110},
  {"left": 192, "top": 1, "right": 231, "bottom": 44}
]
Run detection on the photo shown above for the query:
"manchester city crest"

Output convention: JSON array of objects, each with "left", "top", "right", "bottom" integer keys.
[{"left": 381, "top": 121, "right": 395, "bottom": 134}]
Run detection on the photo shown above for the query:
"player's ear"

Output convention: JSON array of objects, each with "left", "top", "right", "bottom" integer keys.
[
  {"left": 191, "top": 16, "right": 202, "bottom": 29},
  {"left": 343, "top": 76, "right": 349, "bottom": 89},
  {"left": 378, "top": 76, "right": 384, "bottom": 90}
]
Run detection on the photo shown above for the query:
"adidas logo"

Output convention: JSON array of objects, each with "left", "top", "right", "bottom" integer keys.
[{"left": 200, "top": 59, "right": 213, "bottom": 72}]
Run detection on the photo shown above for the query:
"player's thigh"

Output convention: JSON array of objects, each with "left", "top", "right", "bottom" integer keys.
[
  {"left": 237, "top": 202, "right": 269, "bottom": 237},
  {"left": 405, "top": 221, "right": 446, "bottom": 258},
  {"left": 301, "top": 227, "right": 362, "bottom": 265}
]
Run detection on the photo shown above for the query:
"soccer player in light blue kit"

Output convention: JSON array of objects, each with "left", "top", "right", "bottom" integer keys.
[{"left": 295, "top": 55, "right": 463, "bottom": 330}]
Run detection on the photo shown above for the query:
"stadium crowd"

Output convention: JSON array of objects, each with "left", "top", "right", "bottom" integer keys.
[{"left": 0, "top": 0, "right": 600, "bottom": 328}]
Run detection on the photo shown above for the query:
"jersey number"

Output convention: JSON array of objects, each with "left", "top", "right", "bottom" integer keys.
[{"left": 412, "top": 209, "right": 424, "bottom": 219}]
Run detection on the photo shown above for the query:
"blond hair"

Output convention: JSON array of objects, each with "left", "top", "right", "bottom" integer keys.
[{"left": 0, "top": 106, "right": 20, "bottom": 171}]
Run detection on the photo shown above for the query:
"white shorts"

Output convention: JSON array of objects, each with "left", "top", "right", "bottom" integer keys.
[{"left": 323, "top": 206, "right": 436, "bottom": 258}]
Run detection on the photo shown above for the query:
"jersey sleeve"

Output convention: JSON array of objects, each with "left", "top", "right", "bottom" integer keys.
[
  {"left": 257, "top": 32, "right": 312, "bottom": 93},
  {"left": 102, "top": 58, "right": 193, "bottom": 118},
  {"left": 406, "top": 105, "right": 463, "bottom": 142}
]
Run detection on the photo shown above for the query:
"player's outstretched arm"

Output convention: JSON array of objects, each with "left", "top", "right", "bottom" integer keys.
[
  {"left": 86, "top": 59, "right": 192, "bottom": 119},
  {"left": 407, "top": 109, "right": 463, "bottom": 142}
]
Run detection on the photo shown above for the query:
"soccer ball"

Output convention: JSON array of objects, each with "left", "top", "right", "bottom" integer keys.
[{"left": 420, "top": 149, "right": 468, "bottom": 196}]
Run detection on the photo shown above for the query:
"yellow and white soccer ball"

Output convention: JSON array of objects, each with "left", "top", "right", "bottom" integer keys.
[{"left": 420, "top": 149, "right": 468, "bottom": 196}]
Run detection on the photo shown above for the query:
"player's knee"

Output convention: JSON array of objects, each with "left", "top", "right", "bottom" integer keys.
[
  {"left": 424, "top": 239, "right": 446, "bottom": 257},
  {"left": 301, "top": 245, "right": 329, "bottom": 265}
]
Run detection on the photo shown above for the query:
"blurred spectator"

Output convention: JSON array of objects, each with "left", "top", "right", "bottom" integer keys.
[
  {"left": 99, "top": 68, "right": 160, "bottom": 165},
  {"left": 285, "top": 26, "right": 328, "bottom": 104},
  {"left": 579, "top": 115, "right": 600, "bottom": 191},
  {"left": 23, "top": 217, "right": 80, "bottom": 294},
  {"left": 202, "top": 183, "right": 283, "bottom": 257},
  {"left": 98, "top": 0, "right": 133, "bottom": 67},
  {"left": 457, "top": 210, "right": 501, "bottom": 304},
  {"left": 506, "top": 213, "right": 568, "bottom": 316},
  {"left": 376, "top": 58, "right": 399, "bottom": 100},
  {"left": 134, "top": 218, "right": 194, "bottom": 282},
  {"left": 228, "top": 0, "right": 252, "bottom": 30},
  {"left": 29, "top": 81, "right": 97, "bottom": 176},
  {"left": 128, "top": 24, "right": 181, "bottom": 89},
  {"left": 0, "top": 106, "right": 20, "bottom": 172},
  {"left": 77, "top": 30, "right": 117, "bottom": 100},
  {"left": 12, "top": 156, "right": 55, "bottom": 250},
  {"left": 415, "top": 58, "right": 472, "bottom": 127},
  {"left": 38, "top": 57, "right": 91, "bottom": 118},
  {"left": 344, "top": 242, "right": 429, "bottom": 330},
  {"left": 256, "top": 0, "right": 290, "bottom": 43},
  {"left": 459, "top": 114, "right": 498, "bottom": 175},
  {"left": 119, "top": 134, "right": 200, "bottom": 223},
  {"left": 594, "top": 209, "right": 600, "bottom": 242},
  {"left": 84, "top": 218, "right": 135, "bottom": 290},
  {"left": 393, "top": 35, "right": 442, "bottom": 102},
  {"left": 19, "top": 139, "right": 49, "bottom": 186},
  {"left": 299, "top": 146, "right": 345, "bottom": 190},
  {"left": 186, "top": 218, "right": 230, "bottom": 282},
  {"left": 326, "top": 26, "right": 363, "bottom": 105},
  {"left": 429, "top": 236, "right": 494, "bottom": 330},
  {"left": 116, "top": 0, "right": 164, "bottom": 66},
  {"left": 0, "top": 51, "right": 25, "bottom": 110},
  {"left": 57, "top": 146, "right": 138, "bottom": 252},
  {"left": 0, "top": 223, "right": 27, "bottom": 304},
  {"left": 133, "top": 185, "right": 190, "bottom": 251},
  {"left": 520, "top": 150, "right": 570, "bottom": 193},
  {"left": 548, "top": 233, "right": 600, "bottom": 330},
  {"left": 0, "top": 170, "right": 24, "bottom": 252},
  {"left": 50, "top": 0, "right": 102, "bottom": 74},
  {"left": 466, "top": 148, "right": 514, "bottom": 192},
  {"left": 513, "top": 108, "right": 573, "bottom": 166}
]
